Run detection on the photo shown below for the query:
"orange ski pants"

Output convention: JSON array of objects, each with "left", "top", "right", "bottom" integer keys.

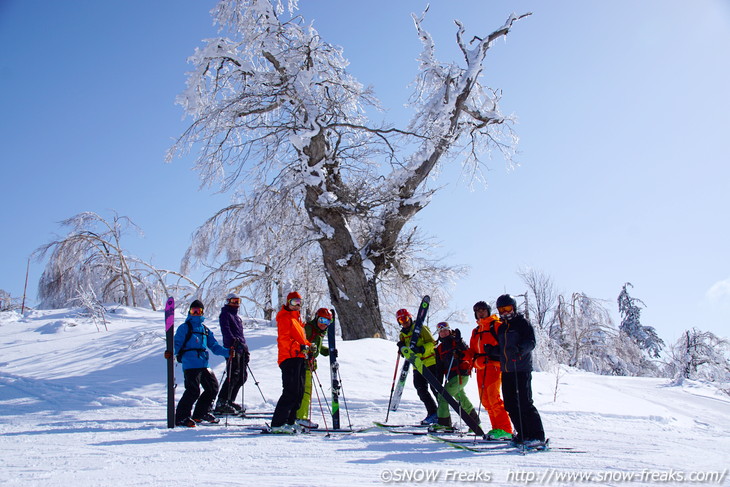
[{"left": 476, "top": 360, "right": 513, "bottom": 433}]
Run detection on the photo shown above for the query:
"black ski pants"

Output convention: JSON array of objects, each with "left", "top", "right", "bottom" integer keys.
[
  {"left": 501, "top": 371, "right": 545, "bottom": 442},
  {"left": 413, "top": 364, "right": 440, "bottom": 416},
  {"left": 271, "top": 357, "right": 306, "bottom": 427},
  {"left": 176, "top": 367, "right": 220, "bottom": 420},
  {"left": 217, "top": 353, "right": 249, "bottom": 405}
]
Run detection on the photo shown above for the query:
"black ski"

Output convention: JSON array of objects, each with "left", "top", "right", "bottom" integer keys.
[
  {"left": 327, "top": 308, "right": 340, "bottom": 429},
  {"left": 401, "top": 345, "right": 485, "bottom": 437},
  {"left": 164, "top": 297, "right": 175, "bottom": 428},
  {"left": 389, "top": 295, "right": 431, "bottom": 411}
]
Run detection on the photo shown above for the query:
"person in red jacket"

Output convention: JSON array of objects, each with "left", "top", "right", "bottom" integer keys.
[
  {"left": 270, "top": 291, "right": 311, "bottom": 434},
  {"left": 467, "top": 301, "right": 513, "bottom": 440}
]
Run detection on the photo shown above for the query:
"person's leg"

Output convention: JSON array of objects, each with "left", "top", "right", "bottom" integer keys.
[
  {"left": 193, "top": 368, "right": 220, "bottom": 418},
  {"left": 271, "top": 359, "right": 300, "bottom": 427},
  {"left": 176, "top": 368, "right": 202, "bottom": 420},
  {"left": 484, "top": 362, "right": 513, "bottom": 433}
]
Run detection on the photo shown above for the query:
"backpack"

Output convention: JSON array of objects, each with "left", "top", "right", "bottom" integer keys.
[{"left": 176, "top": 321, "right": 210, "bottom": 363}]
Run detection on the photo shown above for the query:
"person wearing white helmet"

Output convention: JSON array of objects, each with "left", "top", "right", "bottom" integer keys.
[{"left": 214, "top": 293, "right": 249, "bottom": 415}]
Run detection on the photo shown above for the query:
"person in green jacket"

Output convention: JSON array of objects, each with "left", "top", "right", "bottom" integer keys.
[
  {"left": 295, "top": 308, "right": 333, "bottom": 429},
  {"left": 396, "top": 308, "right": 440, "bottom": 425}
]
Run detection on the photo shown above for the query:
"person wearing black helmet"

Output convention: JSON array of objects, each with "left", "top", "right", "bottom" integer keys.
[
  {"left": 468, "top": 301, "right": 513, "bottom": 440},
  {"left": 165, "top": 300, "right": 231, "bottom": 427},
  {"left": 495, "top": 294, "right": 545, "bottom": 448}
]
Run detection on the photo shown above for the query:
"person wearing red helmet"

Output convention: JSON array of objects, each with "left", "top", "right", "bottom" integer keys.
[
  {"left": 295, "top": 307, "right": 334, "bottom": 429},
  {"left": 270, "top": 291, "right": 311, "bottom": 433},
  {"left": 396, "top": 308, "right": 439, "bottom": 425}
]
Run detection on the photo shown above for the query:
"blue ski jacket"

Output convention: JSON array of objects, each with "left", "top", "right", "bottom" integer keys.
[{"left": 173, "top": 315, "right": 229, "bottom": 370}]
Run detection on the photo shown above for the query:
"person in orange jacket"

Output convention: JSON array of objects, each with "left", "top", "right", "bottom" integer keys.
[
  {"left": 467, "top": 301, "right": 514, "bottom": 440},
  {"left": 270, "top": 291, "right": 312, "bottom": 433}
]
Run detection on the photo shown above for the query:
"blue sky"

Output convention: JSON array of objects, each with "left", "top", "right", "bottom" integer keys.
[{"left": 1, "top": 0, "right": 728, "bottom": 344}]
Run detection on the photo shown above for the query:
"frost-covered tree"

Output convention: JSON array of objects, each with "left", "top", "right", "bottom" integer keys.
[
  {"left": 555, "top": 293, "right": 613, "bottom": 370},
  {"left": 35, "top": 212, "right": 197, "bottom": 310},
  {"left": 518, "top": 268, "right": 558, "bottom": 332},
  {"left": 0, "top": 289, "right": 21, "bottom": 312},
  {"left": 618, "top": 282, "right": 664, "bottom": 358},
  {"left": 666, "top": 329, "right": 730, "bottom": 392},
  {"left": 168, "top": 0, "right": 528, "bottom": 339}
]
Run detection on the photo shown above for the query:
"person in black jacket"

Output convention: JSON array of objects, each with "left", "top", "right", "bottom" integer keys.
[
  {"left": 214, "top": 293, "right": 250, "bottom": 414},
  {"left": 495, "top": 294, "right": 545, "bottom": 447}
]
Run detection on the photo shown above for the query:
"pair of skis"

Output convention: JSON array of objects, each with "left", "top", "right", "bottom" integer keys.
[
  {"left": 386, "top": 295, "right": 484, "bottom": 438},
  {"left": 387, "top": 296, "right": 431, "bottom": 414}
]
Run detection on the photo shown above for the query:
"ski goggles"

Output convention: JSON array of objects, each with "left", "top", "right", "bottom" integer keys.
[
  {"left": 397, "top": 316, "right": 411, "bottom": 325},
  {"left": 436, "top": 322, "right": 450, "bottom": 330},
  {"left": 497, "top": 305, "right": 514, "bottom": 315},
  {"left": 288, "top": 298, "right": 302, "bottom": 306},
  {"left": 318, "top": 317, "right": 331, "bottom": 325},
  {"left": 228, "top": 298, "right": 241, "bottom": 305},
  {"left": 189, "top": 307, "right": 204, "bottom": 316}
]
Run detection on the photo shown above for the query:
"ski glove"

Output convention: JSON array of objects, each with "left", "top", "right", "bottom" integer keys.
[
  {"left": 413, "top": 345, "right": 425, "bottom": 355},
  {"left": 396, "top": 340, "right": 405, "bottom": 349}
]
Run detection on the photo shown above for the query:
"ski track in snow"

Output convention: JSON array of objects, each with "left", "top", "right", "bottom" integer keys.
[{"left": 1, "top": 308, "right": 729, "bottom": 486}]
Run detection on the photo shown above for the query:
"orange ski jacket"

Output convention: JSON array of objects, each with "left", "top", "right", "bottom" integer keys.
[
  {"left": 467, "top": 314, "right": 502, "bottom": 370},
  {"left": 276, "top": 306, "right": 310, "bottom": 365}
]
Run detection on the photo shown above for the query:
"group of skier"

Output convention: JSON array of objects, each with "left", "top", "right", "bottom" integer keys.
[
  {"left": 164, "top": 291, "right": 334, "bottom": 433},
  {"left": 162, "top": 294, "right": 249, "bottom": 427},
  {"left": 163, "top": 291, "right": 545, "bottom": 446},
  {"left": 396, "top": 295, "right": 545, "bottom": 448}
]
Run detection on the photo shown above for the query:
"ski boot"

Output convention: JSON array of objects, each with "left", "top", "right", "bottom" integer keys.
[
  {"left": 420, "top": 413, "right": 438, "bottom": 425},
  {"left": 486, "top": 428, "right": 513, "bottom": 441}
]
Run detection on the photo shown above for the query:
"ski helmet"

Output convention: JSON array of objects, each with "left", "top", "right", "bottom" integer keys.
[
  {"left": 473, "top": 301, "right": 491, "bottom": 319},
  {"left": 396, "top": 308, "right": 412, "bottom": 326},
  {"left": 189, "top": 299, "right": 205, "bottom": 316},
  {"left": 316, "top": 308, "right": 333, "bottom": 320},
  {"left": 495, "top": 294, "right": 517, "bottom": 318},
  {"left": 495, "top": 294, "right": 517, "bottom": 309}
]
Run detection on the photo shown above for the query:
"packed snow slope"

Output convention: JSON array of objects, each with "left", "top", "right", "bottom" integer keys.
[{"left": 0, "top": 307, "right": 728, "bottom": 487}]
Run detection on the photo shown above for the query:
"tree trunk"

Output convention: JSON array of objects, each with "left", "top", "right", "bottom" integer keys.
[{"left": 304, "top": 187, "right": 385, "bottom": 340}]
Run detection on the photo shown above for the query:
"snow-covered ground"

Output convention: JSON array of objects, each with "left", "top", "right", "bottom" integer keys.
[{"left": 1, "top": 307, "right": 728, "bottom": 487}]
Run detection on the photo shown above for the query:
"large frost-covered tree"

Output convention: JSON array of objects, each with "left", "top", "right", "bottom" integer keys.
[
  {"left": 618, "top": 282, "right": 664, "bottom": 358},
  {"left": 169, "top": 0, "right": 528, "bottom": 339},
  {"left": 35, "top": 212, "right": 197, "bottom": 310}
]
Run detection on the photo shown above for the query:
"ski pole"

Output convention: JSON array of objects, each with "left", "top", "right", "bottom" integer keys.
[
  {"left": 312, "top": 367, "right": 333, "bottom": 416},
  {"left": 336, "top": 367, "right": 353, "bottom": 430},
  {"left": 311, "top": 367, "right": 330, "bottom": 435},
  {"left": 240, "top": 353, "right": 246, "bottom": 416},
  {"left": 246, "top": 363, "right": 268, "bottom": 404},
  {"left": 224, "top": 348, "right": 234, "bottom": 427},
  {"left": 476, "top": 361, "right": 487, "bottom": 425},
  {"left": 385, "top": 351, "right": 401, "bottom": 422},
  {"left": 514, "top": 368, "right": 525, "bottom": 452}
]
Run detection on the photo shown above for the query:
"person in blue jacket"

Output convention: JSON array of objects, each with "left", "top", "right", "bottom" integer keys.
[
  {"left": 168, "top": 300, "right": 231, "bottom": 427},
  {"left": 215, "top": 293, "right": 250, "bottom": 414}
]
